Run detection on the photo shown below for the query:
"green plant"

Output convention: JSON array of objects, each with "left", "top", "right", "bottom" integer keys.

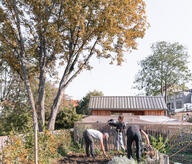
[
  {"left": 70, "top": 128, "right": 85, "bottom": 153},
  {"left": 54, "top": 106, "right": 82, "bottom": 130},
  {"left": 0, "top": 106, "right": 33, "bottom": 136},
  {"left": 55, "top": 130, "right": 72, "bottom": 156},
  {"left": 2, "top": 134, "right": 30, "bottom": 164},
  {"left": 150, "top": 135, "right": 168, "bottom": 154}
]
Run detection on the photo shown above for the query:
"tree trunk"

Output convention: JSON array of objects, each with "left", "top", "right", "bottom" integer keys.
[
  {"left": 13, "top": 0, "right": 38, "bottom": 163},
  {"left": 48, "top": 67, "right": 81, "bottom": 131},
  {"left": 161, "top": 79, "right": 164, "bottom": 96},
  {"left": 38, "top": 33, "right": 46, "bottom": 131},
  {"left": 38, "top": 69, "right": 45, "bottom": 131},
  {"left": 21, "top": 61, "right": 38, "bottom": 164},
  {"left": 48, "top": 35, "right": 99, "bottom": 131},
  {"left": 164, "top": 86, "right": 167, "bottom": 103},
  {"left": 48, "top": 54, "right": 71, "bottom": 131},
  {"left": 48, "top": 85, "right": 65, "bottom": 131}
]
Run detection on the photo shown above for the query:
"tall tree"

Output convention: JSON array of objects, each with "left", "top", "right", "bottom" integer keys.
[
  {"left": 0, "top": 0, "right": 38, "bottom": 163},
  {"left": 0, "top": 0, "right": 148, "bottom": 131},
  {"left": 134, "top": 41, "right": 192, "bottom": 102},
  {"left": 76, "top": 90, "right": 104, "bottom": 115},
  {"left": 47, "top": 0, "right": 148, "bottom": 130}
]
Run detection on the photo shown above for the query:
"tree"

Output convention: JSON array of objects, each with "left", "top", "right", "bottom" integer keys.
[
  {"left": 0, "top": 0, "right": 39, "bottom": 162},
  {"left": 134, "top": 41, "right": 192, "bottom": 102},
  {"left": 76, "top": 90, "right": 103, "bottom": 115},
  {"left": 0, "top": 0, "right": 148, "bottom": 131},
  {"left": 47, "top": 0, "right": 148, "bottom": 130}
]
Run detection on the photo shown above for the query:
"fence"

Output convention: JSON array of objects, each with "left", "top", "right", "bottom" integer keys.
[
  {"left": 74, "top": 122, "right": 191, "bottom": 148},
  {"left": 1, "top": 123, "right": 192, "bottom": 163}
]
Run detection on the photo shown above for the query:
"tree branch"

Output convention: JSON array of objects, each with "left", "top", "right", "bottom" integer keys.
[{"left": 61, "top": 36, "right": 100, "bottom": 89}]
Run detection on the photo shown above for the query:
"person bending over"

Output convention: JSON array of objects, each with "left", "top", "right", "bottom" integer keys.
[
  {"left": 127, "top": 125, "right": 151, "bottom": 162},
  {"left": 83, "top": 129, "right": 109, "bottom": 158}
]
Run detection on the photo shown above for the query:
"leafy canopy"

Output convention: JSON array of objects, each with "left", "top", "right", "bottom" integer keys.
[
  {"left": 0, "top": 0, "right": 148, "bottom": 131},
  {"left": 0, "top": 0, "right": 148, "bottom": 74},
  {"left": 134, "top": 41, "right": 192, "bottom": 96}
]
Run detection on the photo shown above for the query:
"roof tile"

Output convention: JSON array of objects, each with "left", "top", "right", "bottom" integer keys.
[{"left": 89, "top": 96, "right": 167, "bottom": 111}]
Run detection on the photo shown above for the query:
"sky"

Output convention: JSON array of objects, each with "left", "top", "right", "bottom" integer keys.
[{"left": 61, "top": 0, "right": 192, "bottom": 100}]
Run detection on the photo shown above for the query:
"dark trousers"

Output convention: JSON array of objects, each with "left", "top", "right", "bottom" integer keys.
[
  {"left": 83, "top": 130, "right": 95, "bottom": 157},
  {"left": 127, "top": 126, "right": 142, "bottom": 162}
]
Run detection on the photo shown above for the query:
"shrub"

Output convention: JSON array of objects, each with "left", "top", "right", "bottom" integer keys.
[
  {"left": 2, "top": 134, "right": 30, "bottom": 164},
  {"left": 54, "top": 107, "right": 82, "bottom": 130},
  {"left": 1, "top": 130, "right": 72, "bottom": 163},
  {"left": 150, "top": 135, "right": 168, "bottom": 154},
  {"left": 0, "top": 107, "right": 33, "bottom": 136}
]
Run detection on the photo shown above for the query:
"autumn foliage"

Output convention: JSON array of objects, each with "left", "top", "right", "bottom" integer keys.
[
  {"left": 2, "top": 130, "right": 71, "bottom": 163},
  {"left": 0, "top": 0, "right": 148, "bottom": 131}
]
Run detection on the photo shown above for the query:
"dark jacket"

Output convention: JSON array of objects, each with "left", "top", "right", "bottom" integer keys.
[
  {"left": 126, "top": 125, "right": 141, "bottom": 137},
  {"left": 108, "top": 119, "right": 125, "bottom": 133}
]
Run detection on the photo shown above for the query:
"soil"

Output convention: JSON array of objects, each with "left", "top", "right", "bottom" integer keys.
[
  {"left": 52, "top": 153, "right": 111, "bottom": 164},
  {"left": 52, "top": 151, "right": 165, "bottom": 164}
]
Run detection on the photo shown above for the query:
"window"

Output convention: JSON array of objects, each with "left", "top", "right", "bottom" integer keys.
[
  {"left": 180, "top": 93, "right": 183, "bottom": 98},
  {"left": 171, "top": 103, "right": 174, "bottom": 109},
  {"left": 176, "top": 101, "right": 182, "bottom": 109}
]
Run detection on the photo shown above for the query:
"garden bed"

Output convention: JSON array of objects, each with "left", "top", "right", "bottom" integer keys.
[
  {"left": 52, "top": 153, "right": 111, "bottom": 164},
  {"left": 52, "top": 151, "right": 169, "bottom": 164}
]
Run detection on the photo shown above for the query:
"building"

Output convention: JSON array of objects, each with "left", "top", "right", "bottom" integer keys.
[
  {"left": 66, "top": 99, "right": 79, "bottom": 107},
  {"left": 167, "top": 90, "right": 192, "bottom": 112},
  {"left": 89, "top": 96, "right": 167, "bottom": 116}
]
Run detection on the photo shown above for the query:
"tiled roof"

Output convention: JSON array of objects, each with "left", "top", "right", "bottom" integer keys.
[{"left": 89, "top": 96, "right": 167, "bottom": 111}]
